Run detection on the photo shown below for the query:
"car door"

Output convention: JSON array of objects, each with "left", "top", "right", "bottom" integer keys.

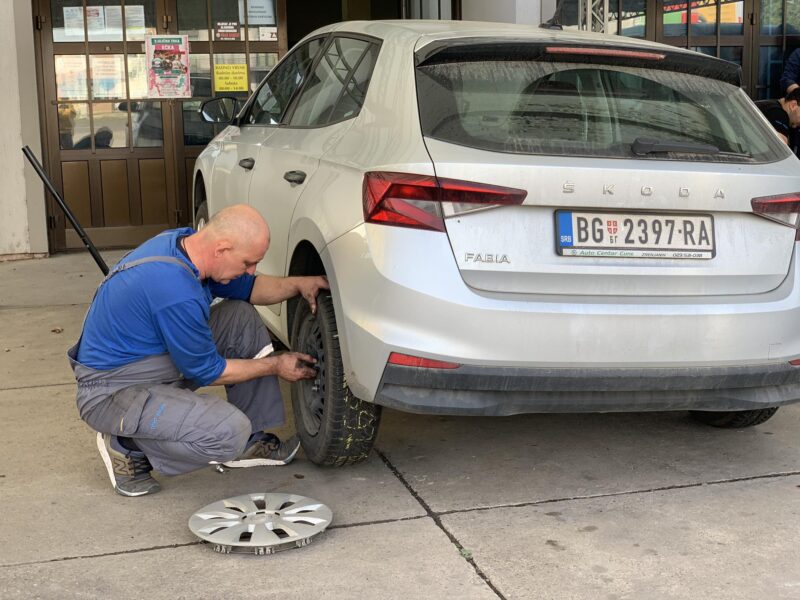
[
  {"left": 248, "top": 36, "right": 381, "bottom": 316},
  {"left": 210, "top": 37, "right": 327, "bottom": 211}
]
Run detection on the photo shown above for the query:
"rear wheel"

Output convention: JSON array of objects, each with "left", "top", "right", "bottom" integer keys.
[
  {"left": 290, "top": 293, "right": 381, "bottom": 466},
  {"left": 690, "top": 407, "right": 779, "bottom": 428}
]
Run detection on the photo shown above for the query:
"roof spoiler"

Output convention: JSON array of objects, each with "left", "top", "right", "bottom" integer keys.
[{"left": 414, "top": 40, "right": 742, "bottom": 87}]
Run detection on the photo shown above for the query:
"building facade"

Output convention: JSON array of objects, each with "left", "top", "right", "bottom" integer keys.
[{"left": 0, "top": 0, "right": 795, "bottom": 259}]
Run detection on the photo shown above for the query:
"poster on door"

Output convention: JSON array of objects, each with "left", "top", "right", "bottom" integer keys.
[{"left": 145, "top": 35, "right": 191, "bottom": 98}]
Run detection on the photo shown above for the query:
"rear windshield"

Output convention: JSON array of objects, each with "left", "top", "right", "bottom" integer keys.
[{"left": 416, "top": 60, "right": 788, "bottom": 163}]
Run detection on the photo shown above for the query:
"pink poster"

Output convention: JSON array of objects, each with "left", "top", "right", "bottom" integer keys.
[{"left": 145, "top": 35, "right": 191, "bottom": 98}]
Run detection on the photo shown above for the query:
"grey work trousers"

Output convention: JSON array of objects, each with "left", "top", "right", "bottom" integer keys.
[{"left": 68, "top": 300, "right": 284, "bottom": 476}]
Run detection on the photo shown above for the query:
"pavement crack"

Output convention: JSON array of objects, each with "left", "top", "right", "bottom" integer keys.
[
  {"left": 376, "top": 449, "right": 508, "bottom": 600},
  {"left": 0, "top": 382, "right": 75, "bottom": 393},
  {"left": 435, "top": 469, "right": 800, "bottom": 517},
  {"left": 0, "top": 542, "right": 202, "bottom": 568}
]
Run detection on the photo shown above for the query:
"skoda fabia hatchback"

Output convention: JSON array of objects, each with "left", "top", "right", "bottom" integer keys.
[{"left": 194, "top": 20, "right": 800, "bottom": 466}]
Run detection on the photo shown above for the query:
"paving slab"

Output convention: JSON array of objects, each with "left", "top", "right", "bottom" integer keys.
[
  {"left": 442, "top": 475, "right": 800, "bottom": 600},
  {"left": 0, "top": 305, "right": 87, "bottom": 389},
  {"left": 0, "top": 385, "right": 425, "bottom": 565},
  {"left": 0, "top": 519, "right": 497, "bottom": 600},
  {"left": 0, "top": 250, "right": 126, "bottom": 308},
  {"left": 375, "top": 406, "right": 800, "bottom": 513}
]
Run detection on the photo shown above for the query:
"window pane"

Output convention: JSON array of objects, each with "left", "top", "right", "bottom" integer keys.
[
  {"left": 58, "top": 103, "right": 89, "bottom": 149},
  {"left": 212, "top": 0, "right": 244, "bottom": 41},
  {"left": 758, "top": 46, "right": 783, "bottom": 100},
  {"left": 690, "top": 47, "right": 716, "bottom": 58},
  {"left": 85, "top": 103, "right": 128, "bottom": 148},
  {"left": 328, "top": 44, "right": 379, "bottom": 123},
  {"left": 789, "top": 1, "right": 800, "bottom": 33},
  {"left": 125, "top": 1, "right": 158, "bottom": 41},
  {"left": 249, "top": 53, "right": 279, "bottom": 92},
  {"left": 290, "top": 38, "right": 372, "bottom": 127},
  {"left": 692, "top": 1, "right": 718, "bottom": 36},
  {"left": 417, "top": 60, "right": 785, "bottom": 163},
  {"left": 52, "top": 0, "right": 86, "bottom": 42},
  {"left": 56, "top": 55, "right": 88, "bottom": 100},
  {"left": 86, "top": 2, "right": 124, "bottom": 42},
  {"left": 128, "top": 54, "right": 148, "bottom": 98},
  {"left": 183, "top": 100, "right": 215, "bottom": 145},
  {"left": 178, "top": 0, "right": 210, "bottom": 41},
  {"left": 191, "top": 54, "right": 213, "bottom": 97},
  {"left": 719, "top": 46, "right": 743, "bottom": 66},
  {"left": 246, "top": 38, "right": 325, "bottom": 125},
  {"left": 621, "top": 0, "right": 646, "bottom": 37},
  {"left": 214, "top": 53, "right": 248, "bottom": 98},
  {"left": 662, "top": 0, "right": 687, "bottom": 37},
  {"left": 760, "top": 0, "right": 783, "bottom": 34},
  {"left": 242, "top": 0, "right": 279, "bottom": 41},
  {"left": 90, "top": 54, "right": 127, "bottom": 100},
  {"left": 720, "top": 0, "right": 744, "bottom": 35},
  {"left": 132, "top": 101, "right": 163, "bottom": 147}
]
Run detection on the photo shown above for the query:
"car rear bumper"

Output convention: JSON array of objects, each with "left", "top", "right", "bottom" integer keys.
[
  {"left": 323, "top": 225, "right": 800, "bottom": 410},
  {"left": 375, "top": 362, "right": 800, "bottom": 415}
]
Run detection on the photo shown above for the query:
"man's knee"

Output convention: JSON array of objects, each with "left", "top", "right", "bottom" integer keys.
[{"left": 202, "top": 409, "right": 251, "bottom": 462}]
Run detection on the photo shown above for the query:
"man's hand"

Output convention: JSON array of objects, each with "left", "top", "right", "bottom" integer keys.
[
  {"left": 271, "top": 352, "right": 318, "bottom": 382},
  {"left": 296, "top": 276, "right": 329, "bottom": 314}
]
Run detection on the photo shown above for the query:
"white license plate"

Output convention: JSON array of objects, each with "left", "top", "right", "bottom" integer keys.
[{"left": 556, "top": 211, "right": 715, "bottom": 259}]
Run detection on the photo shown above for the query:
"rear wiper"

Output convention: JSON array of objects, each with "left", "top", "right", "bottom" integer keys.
[{"left": 631, "top": 137, "right": 720, "bottom": 156}]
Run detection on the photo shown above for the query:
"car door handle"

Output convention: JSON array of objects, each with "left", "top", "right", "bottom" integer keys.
[
  {"left": 283, "top": 170, "right": 307, "bottom": 184},
  {"left": 238, "top": 158, "right": 255, "bottom": 170}
]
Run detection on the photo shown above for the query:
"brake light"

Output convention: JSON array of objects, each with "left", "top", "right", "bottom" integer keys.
[
  {"left": 363, "top": 172, "right": 527, "bottom": 231},
  {"left": 790, "top": 359, "right": 800, "bottom": 366},
  {"left": 388, "top": 352, "right": 461, "bottom": 369},
  {"left": 751, "top": 193, "right": 800, "bottom": 240},
  {"left": 546, "top": 46, "right": 666, "bottom": 61}
]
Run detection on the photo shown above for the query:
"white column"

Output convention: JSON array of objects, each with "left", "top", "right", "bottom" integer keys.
[
  {"left": 0, "top": 0, "right": 47, "bottom": 259},
  {"left": 462, "top": 0, "right": 547, "bottom": 25}
]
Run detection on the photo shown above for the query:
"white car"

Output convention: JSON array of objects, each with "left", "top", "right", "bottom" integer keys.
[{"left": 194, "top": 20, "right": 800, "bottom": 466}]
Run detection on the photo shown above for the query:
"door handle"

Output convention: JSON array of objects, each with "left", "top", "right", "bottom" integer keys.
[
  {"left": 238, "top": 158, "right": 255, "bottom": 170},
  {"left": 283, "top": 170, "right": 307, "bottom": 184}
]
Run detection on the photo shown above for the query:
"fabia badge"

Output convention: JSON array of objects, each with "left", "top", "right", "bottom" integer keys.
[{"left": 465, "top": 253, "right": 511, "bottom": 264}]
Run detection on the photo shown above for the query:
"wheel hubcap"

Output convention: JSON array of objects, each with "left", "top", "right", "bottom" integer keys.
[{"left": 296, "top": 312, "right": 326, "bottom": 436}]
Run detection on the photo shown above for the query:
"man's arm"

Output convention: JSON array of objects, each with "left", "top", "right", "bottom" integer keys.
[
  {"left": 249, "top": 274, "right": 329, "bottom": 314},
  {"left": 780, "top": 49, "right": 800, "bottom": 95},
  {"left": 212, "top": 352, "right": 317, "bottom": 385}
]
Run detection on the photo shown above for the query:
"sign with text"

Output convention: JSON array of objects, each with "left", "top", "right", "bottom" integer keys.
[
  {"left": 145, "top": 35, "right": 191, "bottom": 98},
  {"left": 214, "top": 63, "right": 248, "bottom": 92}
]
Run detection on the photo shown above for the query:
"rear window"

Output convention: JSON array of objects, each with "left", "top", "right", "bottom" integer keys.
[{"left": 416, "top": 60, "right": 788, "bottom": 163}]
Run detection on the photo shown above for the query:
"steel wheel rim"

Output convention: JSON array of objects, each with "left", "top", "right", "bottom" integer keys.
[
  {"left": 189, "top": 493, "right": 333, "bottom": 555},
  {"left": 297, "top": 312, "right": 326, "bottom": 436}
]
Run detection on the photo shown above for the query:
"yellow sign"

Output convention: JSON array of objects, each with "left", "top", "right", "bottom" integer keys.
[{"left": 214, "top": 64, "right": 248, "bottom": 92}]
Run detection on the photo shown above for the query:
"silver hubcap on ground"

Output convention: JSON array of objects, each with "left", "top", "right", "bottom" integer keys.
[{"left": 189, "top": 493, "right": 333, "bottom": 555}]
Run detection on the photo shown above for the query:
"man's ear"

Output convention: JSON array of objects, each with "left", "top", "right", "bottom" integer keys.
[{"left": 213, "top": 238, "right": 233, "bottom": 257}]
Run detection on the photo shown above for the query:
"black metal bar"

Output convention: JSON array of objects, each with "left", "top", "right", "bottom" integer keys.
[{"left": 21, "top": 145, "right": 109, "bottom": 275}]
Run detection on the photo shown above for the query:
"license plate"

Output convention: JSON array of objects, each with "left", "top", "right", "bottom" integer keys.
[{"left": 555, "top": 211, "right": 715, "bottom": 259}]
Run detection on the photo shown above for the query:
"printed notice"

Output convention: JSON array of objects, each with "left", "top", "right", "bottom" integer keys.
[
  {"left": 146, "top": 35, "right": 191, "bottom": 98},
  {"left": 63, "top": 6, "right": 84, "bottom": 38},
  {"left": 214, "top": 63, "right": 248, "bottom": 92}
]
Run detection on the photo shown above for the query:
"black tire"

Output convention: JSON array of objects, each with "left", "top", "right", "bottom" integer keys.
[
  {"left": 690, "top": 407, "right": 779, "bottom": 428},
  {"left": 290, "top": 293, "right": 381, "bottom": 466},
  {"left": 194, "top": 201, "right": 209, "bottom": 230}
]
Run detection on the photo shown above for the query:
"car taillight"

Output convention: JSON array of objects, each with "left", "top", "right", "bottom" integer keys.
[
  {"left": 751, "top": 193, "right": 800, "bottom": 240},
  {"left": 387, "top": 352, "right": 460, "bottom": 369},
  {"left": 363, "top": 172, "right": 527, "bottom": 232}
]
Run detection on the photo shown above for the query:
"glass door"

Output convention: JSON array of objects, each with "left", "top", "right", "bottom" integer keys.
[
  {"left": 753, "top": 0, "right": 800, "bottom": 99},
  {"left": 169, "top": 0, "right": 285, "bottom": 222}
]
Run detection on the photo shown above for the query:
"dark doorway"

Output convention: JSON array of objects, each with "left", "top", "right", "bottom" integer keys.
[{"left": 287, "top": 0, "right": 402, "bottom": 48}]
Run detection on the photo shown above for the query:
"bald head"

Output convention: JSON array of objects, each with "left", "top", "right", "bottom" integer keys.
[
  {"left": 204, "top": 204, "right": 270, "bottom": 248},
  {"left": 189, "top": 203, "right": 270, "bottom": 283}
]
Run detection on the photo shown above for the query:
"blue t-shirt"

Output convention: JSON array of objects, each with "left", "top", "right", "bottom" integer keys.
[{"left": 76, "top": 227, "right": 256, "bottom": 386}]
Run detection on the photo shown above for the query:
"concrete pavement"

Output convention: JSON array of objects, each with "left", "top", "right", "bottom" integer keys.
[{"left": 1, "top": 250, "right": 798, "bottom": 599}]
